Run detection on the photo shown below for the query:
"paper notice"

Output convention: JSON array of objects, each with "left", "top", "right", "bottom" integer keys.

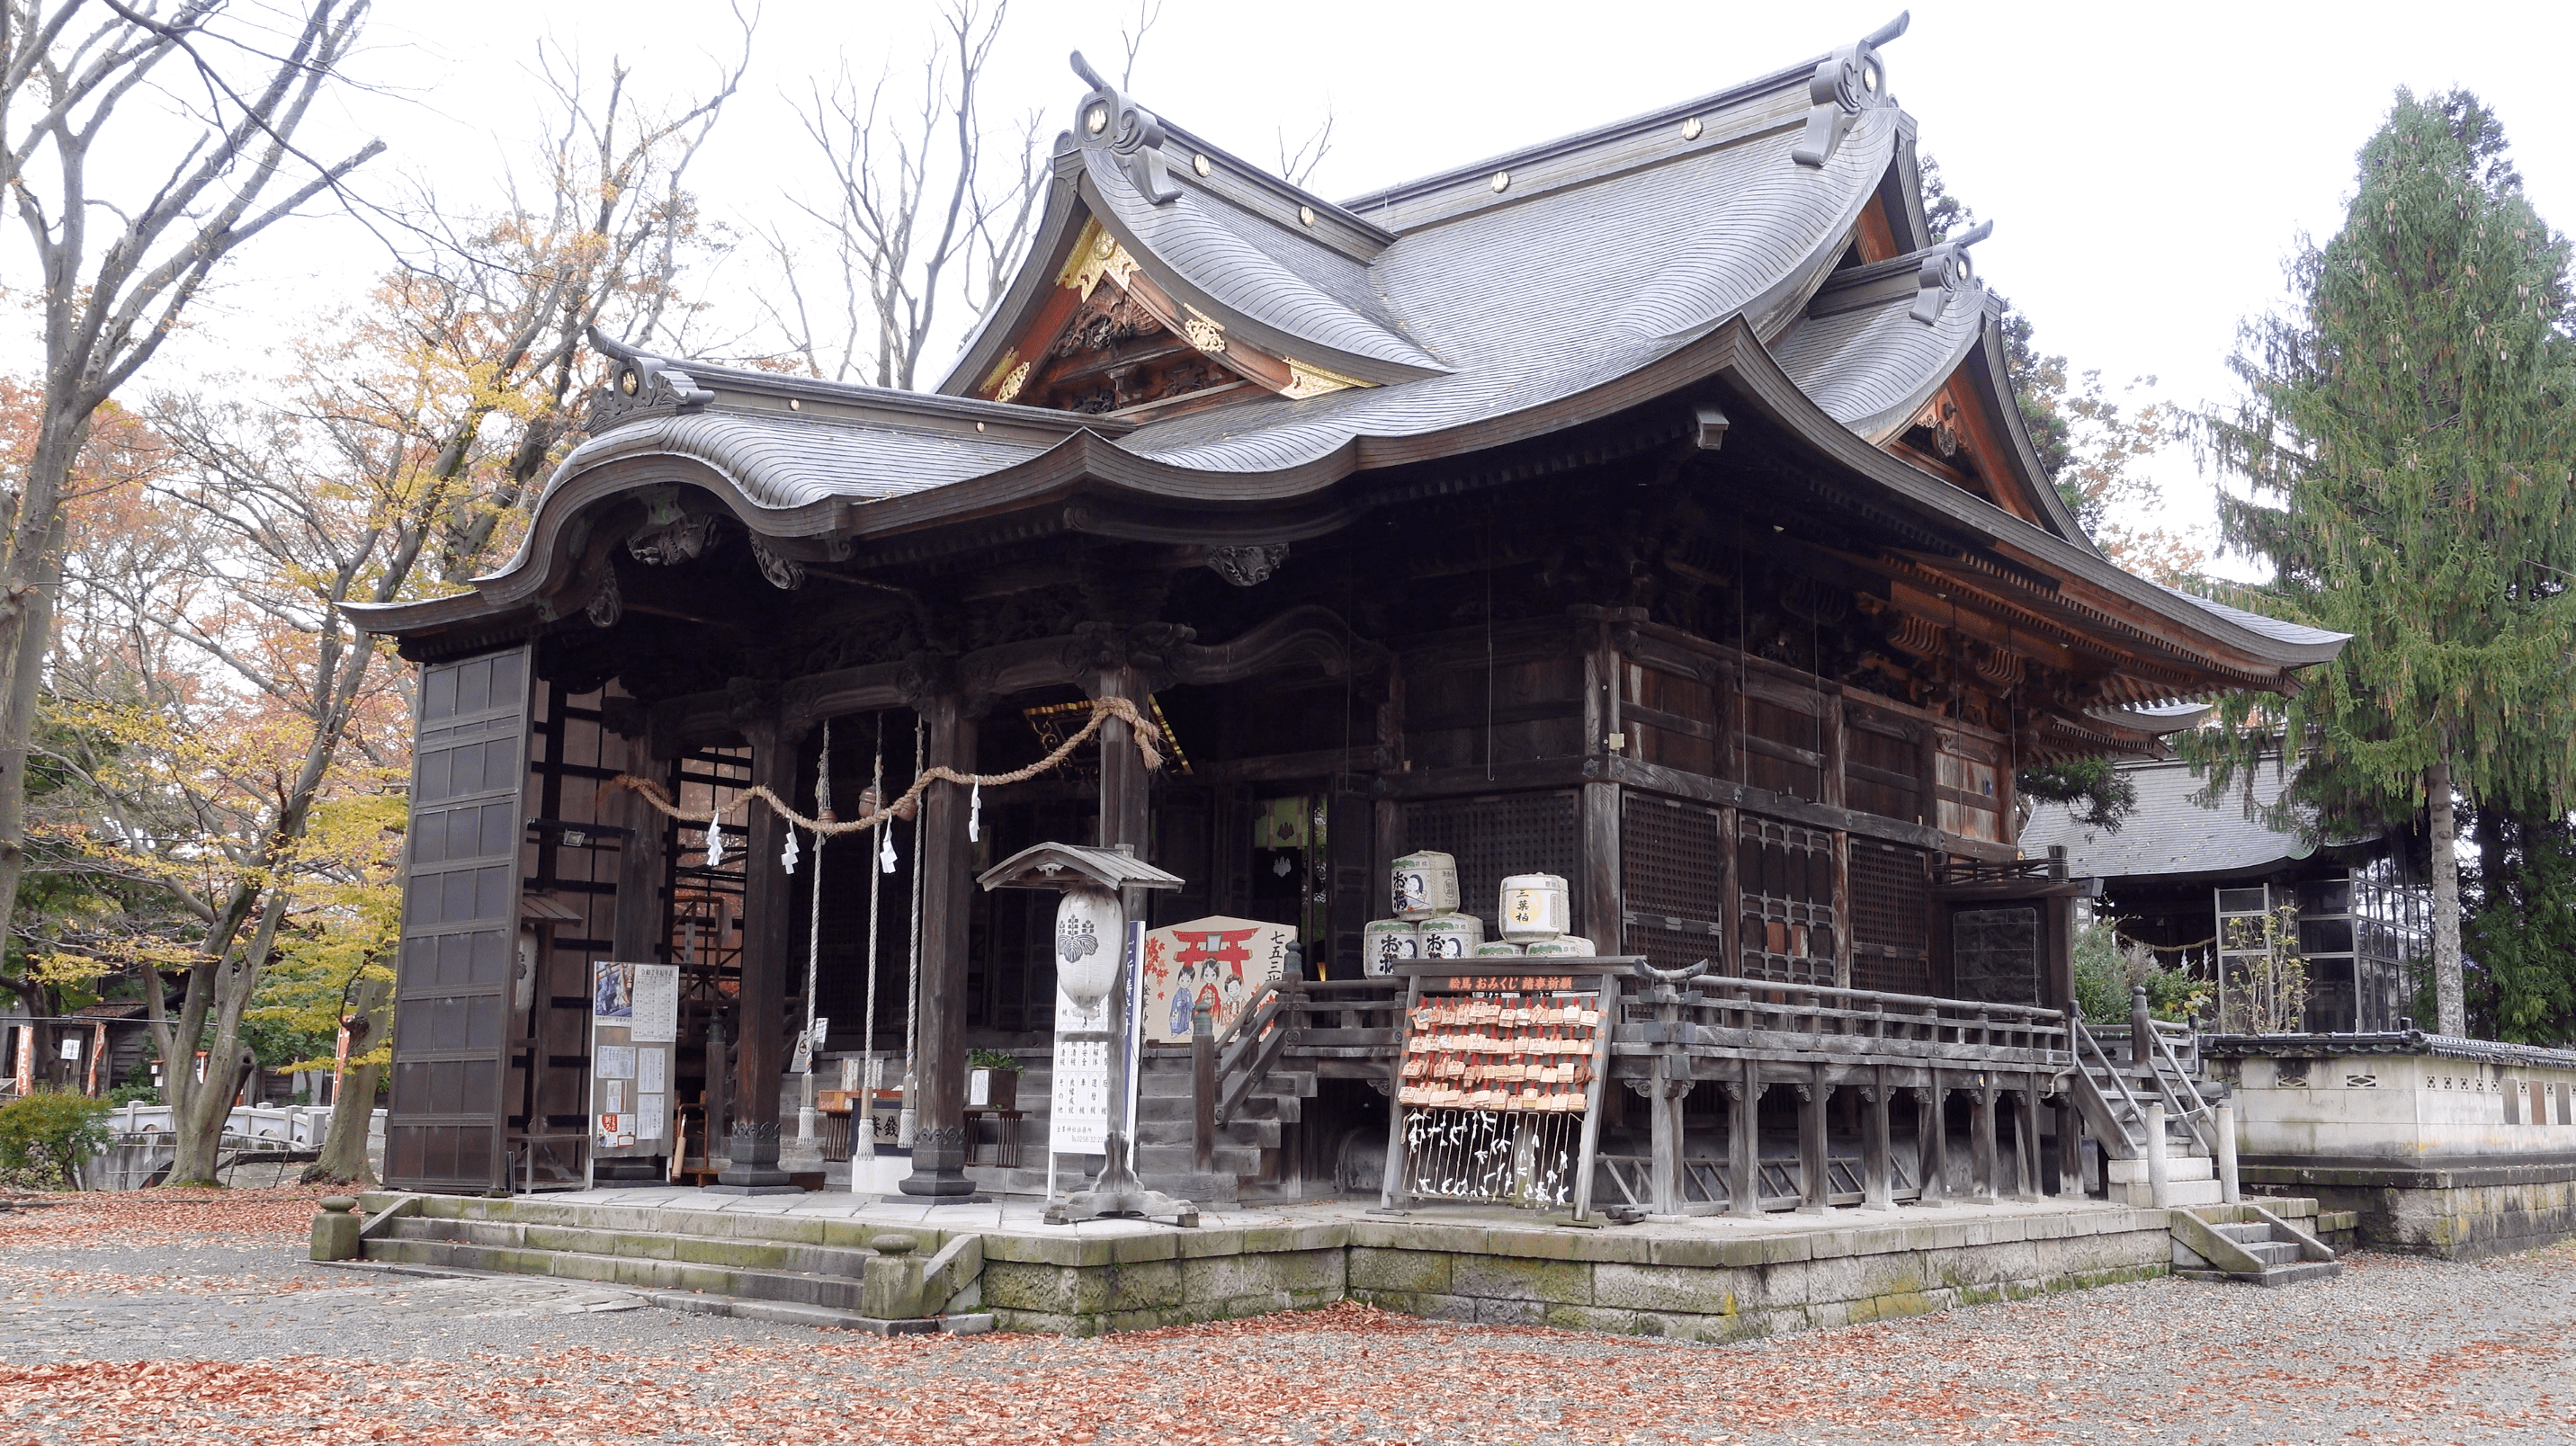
[
  {"left": 594, "top": 1045, "right": 636, "bottom": 1080},
  {"left": 636, "top": 1094, "right": 666, "bottom": 1140},
  {"left": 630, "top": 963, "right": 680, "bottom": 1043},
  {"left": 602, "top": 1079, "right": 625, "bottom": 1113},
  {"left": 638, "top": 1049, "right": 666, "bottom": 1093}
]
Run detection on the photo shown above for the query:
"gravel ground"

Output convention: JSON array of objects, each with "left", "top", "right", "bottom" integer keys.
[{"left": 4, "top": 1189, "right": 2572, "bottom": 1444}]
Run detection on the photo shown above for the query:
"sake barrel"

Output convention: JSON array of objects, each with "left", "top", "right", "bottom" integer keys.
[
  {"left": 1522, "top": 935, "right": 1597, "bottom": 958},
  {"left": 1363, "top": 919, "right": 1421, "bottom": 977},
  {"left": 1497, "top": 872, "right": 1571, "bottom": 941},
  {"left": 1390, "top": 851, "right": 1460, "bottom": 917},
  {"left": 1471, "top": 941, "right": 1525, "bottom": 958},
  {"left": 1416, "top": 911, "right": 1486, "bottom": 960}
]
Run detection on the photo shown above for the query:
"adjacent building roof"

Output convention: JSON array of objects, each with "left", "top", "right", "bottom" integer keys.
[{"left": 2020, "top": 756, "right": 2379, "bottom": 884}]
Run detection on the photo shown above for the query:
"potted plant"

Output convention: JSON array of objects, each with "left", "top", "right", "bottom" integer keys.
[{"left": 966, "top": 1049, "right": 1020, "bottom": 1111}]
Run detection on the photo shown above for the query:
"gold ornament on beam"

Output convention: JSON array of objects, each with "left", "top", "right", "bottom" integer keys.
[
  {"left": 1281, "top": 358, "right": 1371, "bottom": 399},
  {"left": 1182, "top": 306, "right": 1227, "bottom": 355},
  {"left": 995, "top": 361, "right": 1033, "bottom": 404}
]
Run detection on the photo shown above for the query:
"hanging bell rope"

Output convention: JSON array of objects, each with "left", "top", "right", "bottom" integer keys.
[{"left": 607, "top": 693, "right": 1164, "bottom": 838}]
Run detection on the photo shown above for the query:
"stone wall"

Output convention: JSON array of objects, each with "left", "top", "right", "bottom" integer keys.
[
  {"left": 978, "top": 1211, "right": 2174, "bottom": 1340},
  {"left": 2245, "top": 1164, "right": 2576, "bottom": 1260},
  {"left": 2215, "top": 1040, "right": 2576, "bottom": 1258}
]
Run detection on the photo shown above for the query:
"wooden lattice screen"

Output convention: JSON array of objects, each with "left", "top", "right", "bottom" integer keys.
[
  {"left": 1736, "top": 816, "right": 1837, "bottom": 985},
  {"left": 1401, "top": 791, "right": 1581, "bottom": 936},
  {"left": 1621, "top": 793, "right": 1728, "bottom": 976},
  {"left": 1847, "top": 840, "right": 1931, "bottom": 995}
]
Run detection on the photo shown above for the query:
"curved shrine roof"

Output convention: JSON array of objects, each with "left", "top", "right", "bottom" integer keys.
[{"left": 347, "top": 18, "right": 2347, "bottom": 708}]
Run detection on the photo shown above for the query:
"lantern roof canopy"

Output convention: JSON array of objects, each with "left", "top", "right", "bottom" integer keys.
[{"left": 978, "top": 842, "right": 1186, "bottom": 894}]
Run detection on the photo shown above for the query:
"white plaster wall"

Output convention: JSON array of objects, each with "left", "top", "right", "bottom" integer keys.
[{"left": 2229, "top": 1054, "right": 2576, "bottom": 1161}]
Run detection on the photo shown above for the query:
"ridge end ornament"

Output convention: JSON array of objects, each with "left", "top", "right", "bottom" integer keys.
[
  {"left": 1070, "top": 51, "right": 1180, "bottom": 204},
  {"left": 1910, "top": 219, "right": 1991, "bottom": 325},
  {"left": 1790, "top": 12, "right": 1909, "bottom": 169},
  {"left": 586, "top": 326, "right": 716, "bottom": 427}
]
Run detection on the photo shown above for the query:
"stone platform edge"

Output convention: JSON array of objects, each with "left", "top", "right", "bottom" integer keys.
[{"left": 355, "top": 1193, "right": 2179, "bottom": 1342}]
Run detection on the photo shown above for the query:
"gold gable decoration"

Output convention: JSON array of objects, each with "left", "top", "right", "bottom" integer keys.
[
  {"left": 1059, "top": 219, "right": 1143, "bottom": 301},
  {"left": 1283, "top": 359, "right": 1371, "bottom": 400}
]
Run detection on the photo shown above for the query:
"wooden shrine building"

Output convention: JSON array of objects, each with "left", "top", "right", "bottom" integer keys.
[{"left": 355, "top": 21, "right": 2345, "bottom": 1202}]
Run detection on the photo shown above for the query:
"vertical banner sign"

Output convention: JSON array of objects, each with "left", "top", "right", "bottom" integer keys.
[
  {"left": 1123, "top": 921, "right": 1146, "bottom": 1143},
  {"left": 1048, "top": 969, "right": 1112, "bottom": 1156},
  {"left": 593, "top": 962, "right": 677, "bottom": 1153},
  {"left": 1395, "top": 970, "right": 1605, "bottom": 1210},
  {"left": 11, "top": 1025, "right": 31, "bottom": 1097}
]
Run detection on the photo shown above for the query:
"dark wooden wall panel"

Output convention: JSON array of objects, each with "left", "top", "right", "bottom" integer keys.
[{"left": 386, "top": 647, "right": 531, "bottom": 1193}]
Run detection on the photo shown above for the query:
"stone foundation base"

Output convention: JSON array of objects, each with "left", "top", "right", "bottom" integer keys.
[
  {"left": 979, "top": 1209, "right": 2175, "bottom": 1340},
  {"left": 2243, "top": 1160, "right": 2576, "bottom": 1260}
]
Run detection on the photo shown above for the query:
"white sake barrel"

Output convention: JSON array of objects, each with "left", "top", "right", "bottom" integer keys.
[
  {"left": 1363, "top": 919, "right": 1421, "bottom": 977},
  {"left": 1391, "top": 851, "right": 1460, "bottom": 917},
  {"left": 1522, "top": 935, "right": 1596, "bottom": 959},
  {"left": 1497, "top": 873, "right": 1571, "bottom": 941},
  {"left": 1416, "top": 911, "right": 1486, "bottom": 960},
  {"left": 1471, "top": 941, "right": 1525, "bottom": 958}
]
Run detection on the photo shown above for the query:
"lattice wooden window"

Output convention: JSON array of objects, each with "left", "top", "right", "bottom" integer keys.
[
  {"left": 1736, "top": 815, "right": 1836, "bottom": 985},
  {"left": 1848, "top": 841, "right": 1930, "bottom": 995},
  {"left": 1403, "top": 791, "right": 1579, "bottom": 935},
  {"left": 1622, "top": 794, "right": 1727, "bottom": 976}
]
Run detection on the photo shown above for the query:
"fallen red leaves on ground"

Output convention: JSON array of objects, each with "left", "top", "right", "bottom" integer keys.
[{"left": 0, "top": 1185, "right": 333, "bottom": 1249}]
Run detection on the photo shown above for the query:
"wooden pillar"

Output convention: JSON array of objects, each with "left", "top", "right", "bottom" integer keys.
[
  {"left": 1581, "top": 620, "right": 1622, "bottom": 950},
  {"left": 717, "top": 713, "right": 801, "bottom": 1191},
  {"left": 1915, "top": 1081, "right": 1947, "bottom": 1202},
  {"left": 2016, "top": 1079, "right": 2045, "bottom": 1201},
  {"left": 1970, "top": 1081, "right": 1999, "bottom": 1201},
  {"left": 1730, "top": 1063, "right": 1762, "bottom": 1217},
  {"left": 1097, "top": 666, "right": 1151, "bottom": 855},
  {"left": 1649, "top": 1066, "right": 1686, "bottom": 1217},
  {"left": 1796, "top": 1071, "right": 1829, "bottom": 1214},
  {"left": 1862, "top": 1068, "right": 1893, "bottom": 1209},
  {"left": 2056, "top": 1097, "right": 2082, "bottom": 1196},
  {"left": 1830, "top": 829, "right": 1852, "bottom": 990},
  {"left": 899, "top": 691, "right": 979, "bottom": 1199},
  {"left": 610, "top": 750, "right": 665, "bottom": 966}
]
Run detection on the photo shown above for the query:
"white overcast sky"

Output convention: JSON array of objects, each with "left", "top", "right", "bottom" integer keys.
[{"left": 42, "top": 0, "right": 2576, "bottom": 576}]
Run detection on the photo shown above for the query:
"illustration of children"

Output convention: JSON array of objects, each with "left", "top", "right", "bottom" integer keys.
[{"left": 1167, "top": 961, "right": 1198, "bottom": 1037}]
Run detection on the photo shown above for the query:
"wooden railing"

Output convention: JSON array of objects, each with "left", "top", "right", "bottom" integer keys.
[{"left": 1619, "top": 977, "right": 2071, "bottom": 1072}]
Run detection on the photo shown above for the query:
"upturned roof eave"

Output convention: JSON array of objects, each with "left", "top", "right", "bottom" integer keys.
[
  {"left": 358, "top": 316, "right": 2347, "bottom": 690},
  {"left": 1711, "top": 331, "right": 2348, "bottom": 674}
]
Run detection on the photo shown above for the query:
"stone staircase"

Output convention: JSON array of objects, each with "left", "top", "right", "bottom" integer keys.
[
  {"left": 349, "top": 1192, "right": 988, "bottom": 1333},
  {"left": 2070, "top": 1016, "right": 2226, "bottom": 1207},
  {"left": 2169, "top": 1201, "right": 2346, "bottom": 1287}
]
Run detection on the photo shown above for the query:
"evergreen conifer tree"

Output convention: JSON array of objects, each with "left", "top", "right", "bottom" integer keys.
[{"left": 2197, "top": 90, "right": 2576, "bottom": 1037}]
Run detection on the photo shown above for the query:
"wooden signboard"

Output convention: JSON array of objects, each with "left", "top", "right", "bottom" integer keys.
[{"left": 1379, "top": 958, "right": 1629, "bottom": 1219}]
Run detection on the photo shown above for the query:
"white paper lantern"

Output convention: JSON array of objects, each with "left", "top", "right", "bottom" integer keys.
[{"left": 1053, "top": 887, "right": 1125, "bottom": 1010}]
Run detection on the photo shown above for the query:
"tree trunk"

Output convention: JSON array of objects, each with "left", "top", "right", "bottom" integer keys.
[
  {"left": 2429, "top": 755, "right": 2466, "bottom": 1037},
  {"left": 0, "top": 513, "right": 68, "bottom": 978},
  {"left": 165, "top": 903, "right": 287, "bottom": 1186},
  {"left": 304, "top": 978, "right": 389, "bottom": 1185}
]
